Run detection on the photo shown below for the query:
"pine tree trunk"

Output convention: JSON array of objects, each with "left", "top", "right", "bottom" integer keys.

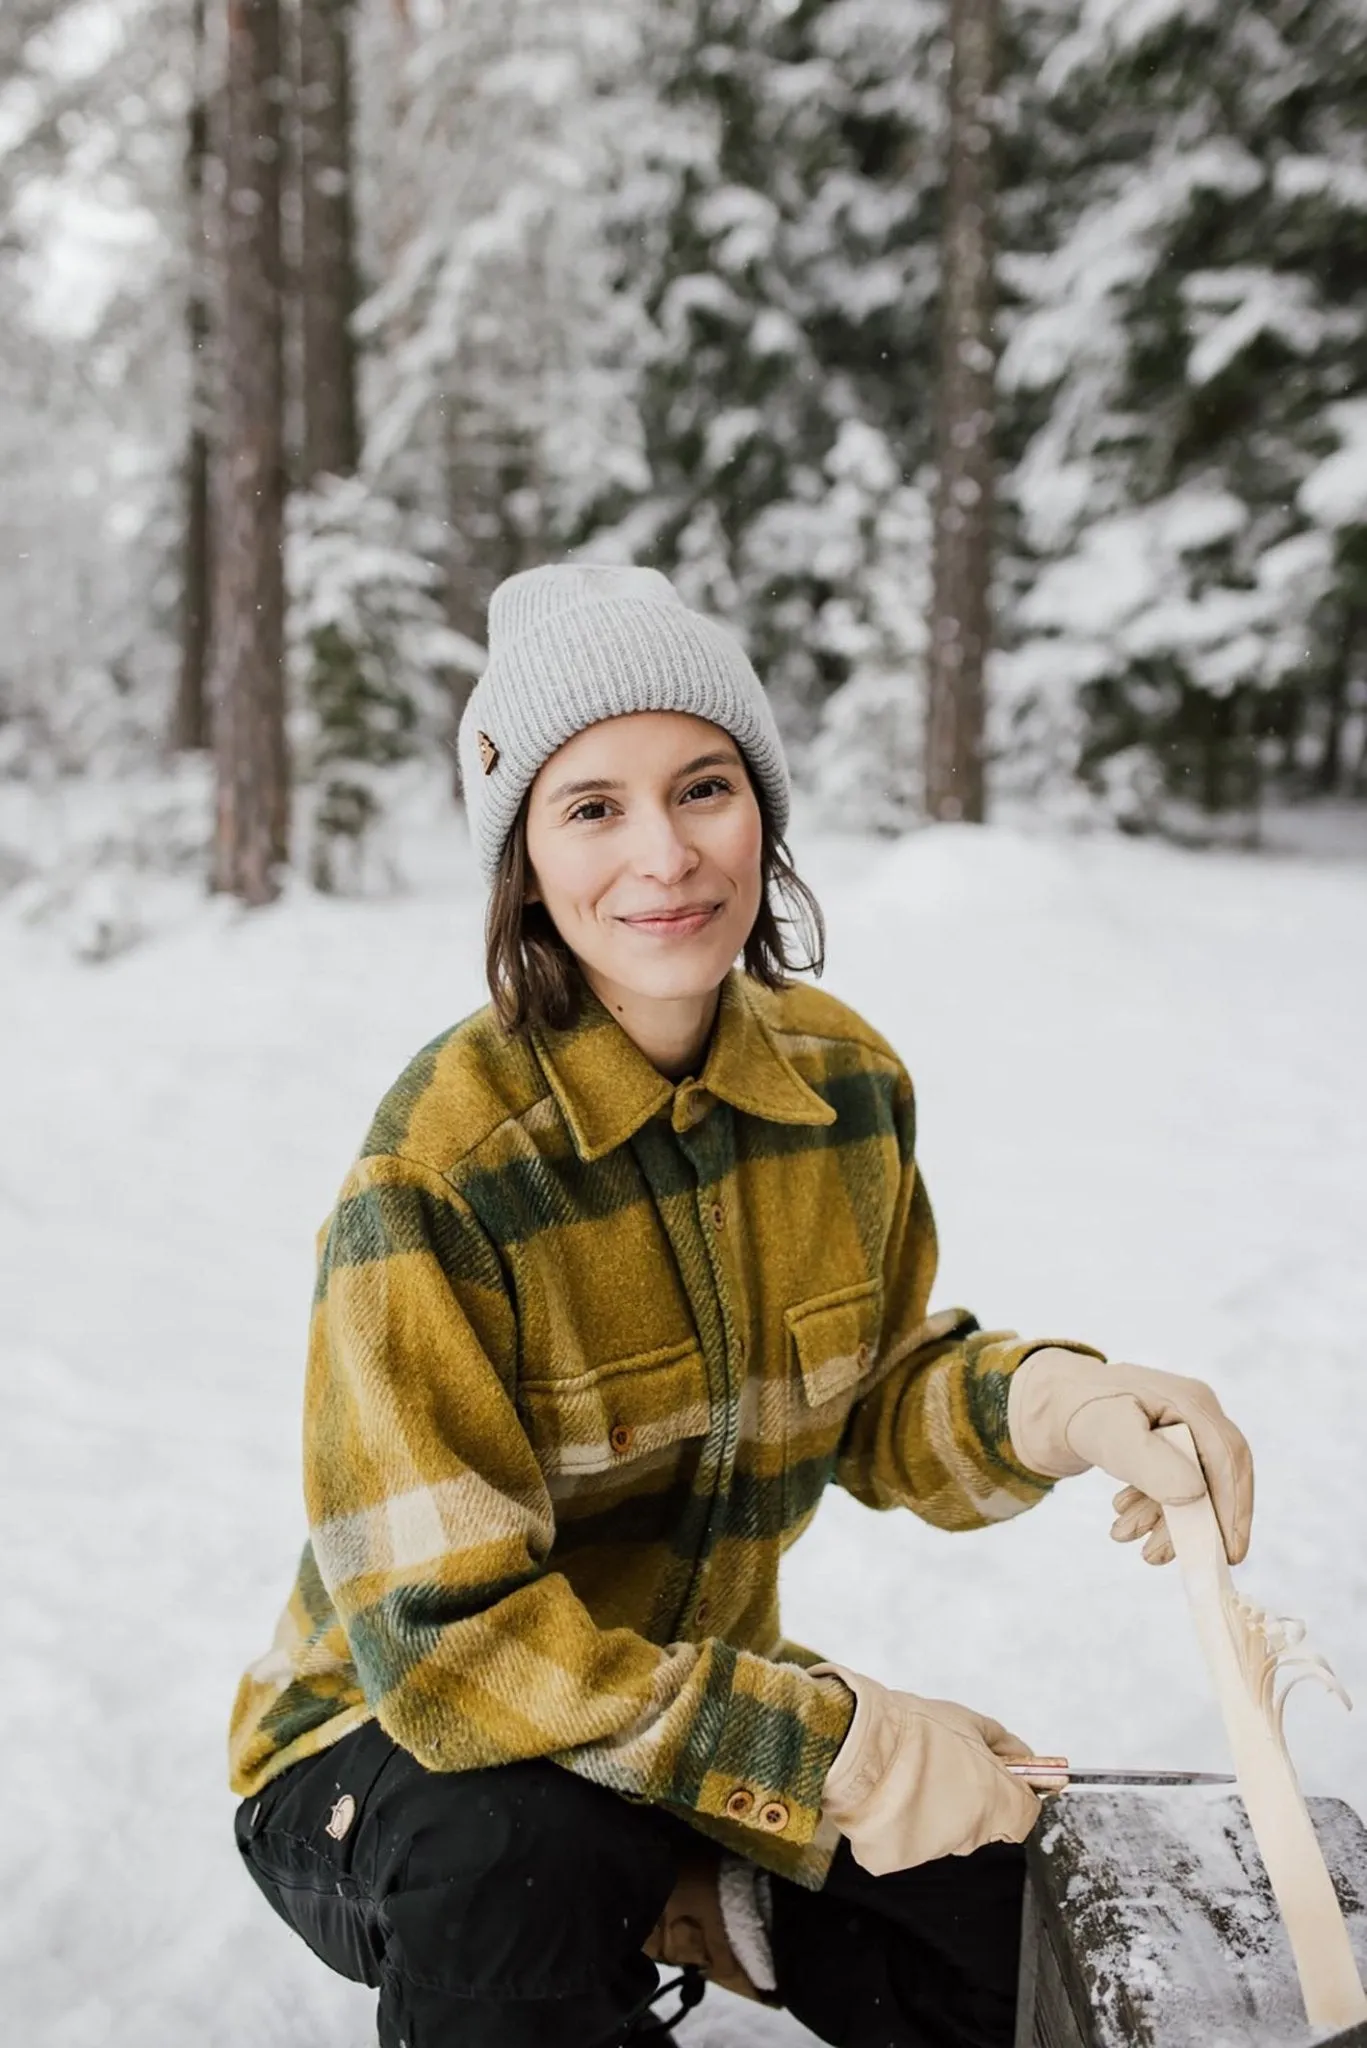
[
  {"left": 1315, "top": 614, "right": 1356, "bottom": 795},
  {"left": 173, "top": 379, "right": 213, "bottom": 752},
  {"left": 210, "top": 0, "right": 289, "bottom": 902},
  {"left": 171, "top": 0, "right": 212, "bottom": 753},
  {"left": 925, "top": 0, "right": 998, "bottom": 825},
  {"left": 297, "top": 0, "right": 360, "bottom": 483}
]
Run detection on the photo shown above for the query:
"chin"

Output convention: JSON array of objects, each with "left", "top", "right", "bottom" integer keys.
[{"left": 600, "top": 936, "right": 737, "bottom": 1006}]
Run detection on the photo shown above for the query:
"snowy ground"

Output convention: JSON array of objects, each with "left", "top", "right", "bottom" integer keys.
[{"left": 5, "top": 793, "right": 1367, "bottom": 2047}]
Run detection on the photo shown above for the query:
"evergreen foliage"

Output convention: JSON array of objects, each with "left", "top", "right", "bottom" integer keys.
[
  {"left": 288, "top": 476, "right": 481, "bottom": 891},
  {"left": 997, "top": 0, "right": 1367, "bottom": 824},
  {"left": 0, "top": 0, "right": 188, "bottom": 781},
  {"left": 586, "top": 0, "right": 946, "bottom": 763},
  {"left": 2, "top": 0, "right": 1365, "bottom": 893}
]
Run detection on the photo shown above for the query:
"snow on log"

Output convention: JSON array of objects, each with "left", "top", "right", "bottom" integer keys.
[{"left": 1015, "top": 1786, "right": 1367, "bottom": 2048}]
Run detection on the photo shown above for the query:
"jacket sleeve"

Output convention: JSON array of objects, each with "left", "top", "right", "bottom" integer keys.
[
  {"left": 835, "top": 1067, "right": 1104, "bottom": 1528},
  {"left": 304, "top": 1151, "right": 852, "bottom": 1845}
]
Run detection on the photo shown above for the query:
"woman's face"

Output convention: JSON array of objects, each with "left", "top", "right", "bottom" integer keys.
[{"left": 524, "top": 710, "right": 765, "bottom": 1010}]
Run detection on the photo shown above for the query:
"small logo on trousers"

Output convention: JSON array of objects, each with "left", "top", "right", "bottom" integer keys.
[{"left": 324, "top": 1793, "right": 357, "bottom": 1840}]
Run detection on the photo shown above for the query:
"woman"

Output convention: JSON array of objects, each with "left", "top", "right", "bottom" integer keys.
[{"left": 229, "top": 563, "right": 1254, "bottom": 2048}]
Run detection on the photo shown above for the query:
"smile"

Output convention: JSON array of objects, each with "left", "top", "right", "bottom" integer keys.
[{"left": 617, "top": 904, "right": 721, "bottom": 938}]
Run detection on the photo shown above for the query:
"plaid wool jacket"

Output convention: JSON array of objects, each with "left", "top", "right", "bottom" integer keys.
[{"left": 229, "top": 968, "right": 1095, "bottom": 1887}]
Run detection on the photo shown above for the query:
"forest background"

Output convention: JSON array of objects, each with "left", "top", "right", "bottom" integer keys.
[
  {"left": 2, "top": 0, "right": 1366, "bottom": 935},
  {"left": 5, "top": 8, "right": 1367, "bottom": 2043}
]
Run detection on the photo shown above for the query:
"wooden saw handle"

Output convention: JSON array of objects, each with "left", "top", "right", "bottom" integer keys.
[{"left": 1158, "top": 1420, "right": 1367, "bottom": 2030}]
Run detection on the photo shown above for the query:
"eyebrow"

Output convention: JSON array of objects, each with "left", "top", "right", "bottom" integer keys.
[{"left": 542, "top": 749, "right": 742, "bottom": 807}]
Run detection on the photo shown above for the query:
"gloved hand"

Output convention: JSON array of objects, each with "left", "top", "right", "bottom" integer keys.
[
  {"left": 809, "top": 1662, "right": 1041, "bottom": 1876},
  {"left": 1007, "top": 1347, "right": 1254, "bottom": 1566}
]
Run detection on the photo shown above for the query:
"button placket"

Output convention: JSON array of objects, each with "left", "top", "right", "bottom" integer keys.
[{"left": 627, "top": 1117, "right": 731, "bottom": 1636}]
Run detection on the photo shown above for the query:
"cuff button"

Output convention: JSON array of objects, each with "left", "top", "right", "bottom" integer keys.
[
  {"left": 724, "top": 1787, "right": 755, "bottom": 1820},
  {"left": 757, "top": 1800, "right": 790, "bottom": 1832}
]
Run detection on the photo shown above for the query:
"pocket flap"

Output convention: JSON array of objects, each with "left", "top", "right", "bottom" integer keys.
[
  {"left": 520, "top": 1340, "right": 710, "bottom": 1477},
  {"left": 785, "top": 1281, "right": 882, "bottom": 1408}
]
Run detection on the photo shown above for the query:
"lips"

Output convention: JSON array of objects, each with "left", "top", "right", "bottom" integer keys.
[{"left": 618, "top": 903, "right": 720, "bottom": 936}]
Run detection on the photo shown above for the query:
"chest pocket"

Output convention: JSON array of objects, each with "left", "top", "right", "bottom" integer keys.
[
  {"left": 782, "top": 1278, "right": 883, "bottom": 1527},
  {"left": 786, "top": 1277, "right": 883, "bottom": 1406},
  {"left": 519, "top": 1338, "right": 710, "bottom": 1497}
]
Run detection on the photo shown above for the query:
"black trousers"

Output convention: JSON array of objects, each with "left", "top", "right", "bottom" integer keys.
[{"left": 234, "top": 1718, "right": 1026, "bottom": 2048}]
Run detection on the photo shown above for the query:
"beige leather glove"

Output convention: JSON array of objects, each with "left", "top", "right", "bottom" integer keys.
[
  {"left": 809, "top": 1663, "right": 1041, "bottom": 1876},
  {"left": 1007, "top": 1347, "right": 1254, "bottom": 1566}
]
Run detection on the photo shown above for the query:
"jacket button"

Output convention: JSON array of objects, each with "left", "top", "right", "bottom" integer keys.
[
  {"left": 724, "top": 1787, "right": 754, "bottom": 1820},
  {"left": 857, "top": 1341, "right": 871, "bottom": 1368},
  {"left": 710, "top": 1202, "right": 725, "bottom": 1230},
  {"left": 695, "top": 1598, "right": 710, "bottom": 1626},
  {"left": 757, "top": 1800, "right": 790, "bottom": 1833},
  {"left": 609, "top": 1422, "right": 634, "bottom": 1454}
]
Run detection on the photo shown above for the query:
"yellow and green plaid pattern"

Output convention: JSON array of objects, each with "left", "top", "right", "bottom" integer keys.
[{"left": 229, "top": 969, "right": 1094, "bottom": 1887}]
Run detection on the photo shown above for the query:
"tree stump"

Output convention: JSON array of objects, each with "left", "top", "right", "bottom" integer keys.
[{"left": 1015, "top": 1789, "right": 1367, "bottom": 2048}]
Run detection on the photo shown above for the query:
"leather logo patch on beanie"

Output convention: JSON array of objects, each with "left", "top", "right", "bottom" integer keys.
[{"left": 477, "top": 731, "right": 499, "bottom": 775}]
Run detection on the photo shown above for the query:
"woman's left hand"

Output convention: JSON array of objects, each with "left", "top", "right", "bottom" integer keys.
[{"left": 1006, "top": 1347, "right": 1254, "bottom": 1566}]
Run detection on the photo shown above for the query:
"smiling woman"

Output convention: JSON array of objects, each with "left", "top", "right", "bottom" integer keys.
[{"left": 226, "top": 560, "right": 1255, "bottom": 2048}]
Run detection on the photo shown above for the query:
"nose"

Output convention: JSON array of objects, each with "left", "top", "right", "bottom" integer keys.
[{"left": 631, "top": 802, "right": 699, "bottom": 886}]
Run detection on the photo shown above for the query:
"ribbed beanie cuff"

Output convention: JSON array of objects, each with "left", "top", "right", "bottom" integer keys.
[{"left": 457, "top": 562, "right": 790, "bottom": 882}]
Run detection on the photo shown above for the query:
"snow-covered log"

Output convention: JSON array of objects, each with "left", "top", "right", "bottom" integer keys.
[{"left": 1016, "top": 1787, "right": 1367, "bottom": 2048}]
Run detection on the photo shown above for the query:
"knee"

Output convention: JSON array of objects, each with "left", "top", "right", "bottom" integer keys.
[{"left": 381, "top": 1761, "right": 678, "bottom": 2002}]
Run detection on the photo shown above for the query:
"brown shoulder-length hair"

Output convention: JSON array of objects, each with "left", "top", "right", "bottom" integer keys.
[{"left": 485, "top": 780, "right": 826, "bottom": 1036}]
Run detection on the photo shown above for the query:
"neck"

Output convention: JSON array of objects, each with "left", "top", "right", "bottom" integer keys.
[{"left": 584, "top": 970, "right": 723, "bottom": 1081}]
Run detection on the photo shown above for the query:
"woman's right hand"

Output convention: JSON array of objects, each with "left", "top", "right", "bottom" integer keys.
[{"left": 809, "top": 1662, "right": 1042, "bottom": 1876}]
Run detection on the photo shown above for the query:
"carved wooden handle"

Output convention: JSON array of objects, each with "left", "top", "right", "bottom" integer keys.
[{"left": 1158, "top": 1420, "right": 1367, "bottom": 2030}]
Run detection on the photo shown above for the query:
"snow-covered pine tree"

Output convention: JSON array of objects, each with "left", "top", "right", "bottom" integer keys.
[
  {"left": 585, "top": 0, "right": 947, "bottom": 819},
  {"left": 0, "top": 0, "right": 191, "bottom": 787},
  {"left": 287, "top": 476, "right": 480, "bottom": 892},
  {"left": 996, "top": 0, "right": 1367, "bottom": 828},
  {"left": 290, "top": 0, "right": 416, "bottom": 893},
  {"left": 351, "top": 0, "right": 654, "bottom": 647}
]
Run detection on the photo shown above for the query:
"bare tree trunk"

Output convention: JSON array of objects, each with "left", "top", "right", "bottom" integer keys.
[
  {"left": 297, "top": 0, "right": 360, "bottom": 482},
  {"left": 170, "top": 0, "right": 213, "bottom": 752},
  {"left": 925, "top": 0, "right": 998, "bottom": 825},
  {"left": 210, "top": 0, "right": 289, "bottom": 902},
  {"left": 1316, "top": 612, "right": 1357, "bottom": 795}
]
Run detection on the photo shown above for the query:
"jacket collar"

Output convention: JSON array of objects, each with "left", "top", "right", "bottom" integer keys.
[{"left": 531, "top": 969, "right": 836, "bottom": 1164}]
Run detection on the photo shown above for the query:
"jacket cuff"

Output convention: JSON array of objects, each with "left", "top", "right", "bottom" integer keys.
[{"left": 679, "top": 1645, "right": 855, "bottom": 1850}]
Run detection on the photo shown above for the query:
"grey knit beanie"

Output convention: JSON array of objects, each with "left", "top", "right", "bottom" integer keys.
[{"left": 457, "top": 562, "right": 790, "bottom": 883}]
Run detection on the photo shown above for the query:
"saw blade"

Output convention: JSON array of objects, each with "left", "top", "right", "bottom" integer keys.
[{"left": 1006, "top": 1763, "right": 1235, "bottom": 1786}]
